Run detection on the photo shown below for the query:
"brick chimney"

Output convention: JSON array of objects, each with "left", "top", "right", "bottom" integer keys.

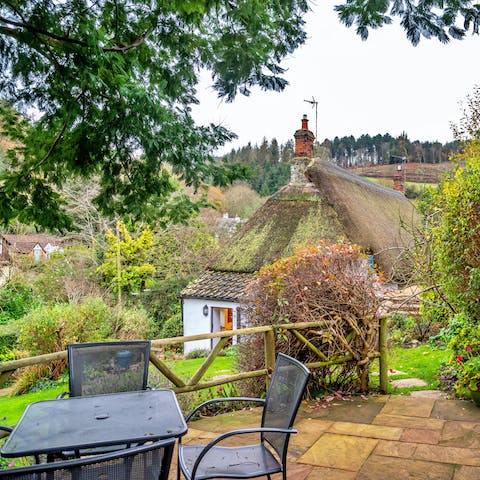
[
  {"left": 294, "top": 114, "right": 315, "bottom": 158},
  {"left": 290, "top": 115, "right": 316, "bottom": 186}
]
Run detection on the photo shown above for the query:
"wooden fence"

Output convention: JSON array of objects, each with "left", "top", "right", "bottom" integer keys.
[{"left": 0, "top": 317, "right": 389, "bottom": 394}]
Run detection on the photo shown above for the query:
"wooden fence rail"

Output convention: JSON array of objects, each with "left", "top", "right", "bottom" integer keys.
[{"left": 0, "top": 317, "right": 389, "bottom": 394}]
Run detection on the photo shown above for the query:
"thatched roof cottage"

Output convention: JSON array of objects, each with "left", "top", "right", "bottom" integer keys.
[{"left": 181, "top": 116, "right": 419, "bottom": 353}]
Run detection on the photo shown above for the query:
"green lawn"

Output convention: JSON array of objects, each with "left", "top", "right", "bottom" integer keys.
[
  {"left": 0, "top": 385, "right": 67, "bottom": 427},
  {"left": 372, "top": 344, "right": 450, "bottom": 393}
]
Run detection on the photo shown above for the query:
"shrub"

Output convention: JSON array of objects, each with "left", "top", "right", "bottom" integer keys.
[
  {"left": 112, "top": 306, "right": 155, "bottom": 340},
  {"left": 0, "top": 281, "right": 38, "bottom": 324},
  {"left": 420, "top": 290, "right": 450, "bottom": 336},
  {"left": 0, "top": 320, "right": 20, "bottom": 355},
  {"left": 430, "top": 311, "right": 470, "bottom": 347},
  {"left": 388, "top": 312, "right": 438, "bottom": 345},
  {"left": 12, "top": 297, "right": 113, "bottom": 394},
  {"left": 161, "top": 312, "right": 183, "bottom": 340},
  {"left": 186, "top": 349, "right": 210, "bottom": 360},
  {"left": 446, "top": 315, "right": 480, "bottom": 396},
  {"left": 239, "top": 243, "right": 380, "bottom": 395},
  {"left": 11, "top": 247, "right": 101, "bottom": 305},
  {"left": 430, "top": 145, "right": 480, "bottom": 318},
  {"left": 223, "top": 183, "right": 264, "bottom": 218},
  {"left": 18, "top": 297, "right": 111, "bottom": 355}
]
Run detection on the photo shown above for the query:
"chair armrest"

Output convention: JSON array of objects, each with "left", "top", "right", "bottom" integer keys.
[
  {"left": 190, "top": 427, "right": 297, "bottom": 479},
  {"left": 185, "top": 397, "right": 265, "bottom": 422}
]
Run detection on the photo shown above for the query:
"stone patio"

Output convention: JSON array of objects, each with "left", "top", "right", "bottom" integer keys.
[{"left": 172, "top": 392, "right": 480, "bottom": 480}]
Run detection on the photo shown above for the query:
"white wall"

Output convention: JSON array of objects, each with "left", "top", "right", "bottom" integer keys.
[{"left": 182, "top": 298, "right": 239, "bottom": 354}]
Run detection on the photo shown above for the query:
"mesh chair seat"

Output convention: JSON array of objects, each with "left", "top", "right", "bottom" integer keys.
[
  {"left": 0, "top": 439, "right": 175, "bottom": 480},
  {"left": 179, "top": 443, "right": 281, "bottom": 480}
]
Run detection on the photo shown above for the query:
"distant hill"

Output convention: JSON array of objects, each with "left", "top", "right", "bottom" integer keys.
[{"left": 348, "top": 162, "right": 454, "bottom": 183}]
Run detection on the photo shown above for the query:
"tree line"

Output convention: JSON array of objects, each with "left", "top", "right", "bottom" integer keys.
[
  {"left": 223, "top": 133, "right": 459, "bottom": 195},
  {"left": 324, "top": 132, "right": 459, "bottom": 168}
]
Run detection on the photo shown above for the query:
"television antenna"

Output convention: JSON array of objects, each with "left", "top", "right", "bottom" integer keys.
[{"left": 303, "top": 96, "right": 318, "bottom": 140}]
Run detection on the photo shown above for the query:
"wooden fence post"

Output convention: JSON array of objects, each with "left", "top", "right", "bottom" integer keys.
[
  {"left": 264, "top": 329, "right": 276, "bottom": 389},
  {"left": 379, "top": 315, "right": 388, "bottom": 393}
]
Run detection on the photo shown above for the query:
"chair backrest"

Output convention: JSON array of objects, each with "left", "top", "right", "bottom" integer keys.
[
  {"left": 261, "top": 353, "right": 310, "bottom": 459},
  {"left": 68, "top": 341, "right": 150, "bottom": 396},
  {"left": 0, "top": 439, "right": 174, "bottom": 480}
]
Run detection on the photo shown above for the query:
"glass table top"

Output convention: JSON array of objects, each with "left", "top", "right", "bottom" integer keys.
[{"left": 1, "top": 389, "right": 187, "bottom": 457}]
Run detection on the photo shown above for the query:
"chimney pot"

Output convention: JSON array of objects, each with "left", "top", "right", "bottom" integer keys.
[
  {"left": 301, "top": 114, "right": 308, "bottom": 130},
  {"left": 294, "top": 114, "right": 315, "bottom": 158}
]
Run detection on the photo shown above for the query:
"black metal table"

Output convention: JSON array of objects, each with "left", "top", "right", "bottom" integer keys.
[{"left": 1, "top": 389, "right": 187, "bottom": 477}]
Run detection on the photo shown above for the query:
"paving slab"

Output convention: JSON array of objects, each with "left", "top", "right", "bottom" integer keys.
[
  {"left": 357, "top": 454, "right": 455, "bottom": 479},
  {"left": 440, "top": 421, "right": 480, "bottom": 448},
  {"left": 285, "top": 462, "right": 314, "bottom": 480},
  {"left": 379, "top": 396, "right": 435, "bottom": 417},
  {"left": 299, "top": 433, "right": 378, "bottom": 471},
  {"left": 305, "top": 466, "right": 357, "bottom": 480},
  {"left": 414, "top": 444, "right": 480, "bottom": 466},
  {"left": 410, "top": 390, "right": 448, "bottom": 399},
  {"left": 327, "top": 421, "right": 403, "bottom": 440},
  {"left": 373, "top": 413, "right": 445, "bottom": 430},
  {"left": 400, "top": 427, "right": 441, "bottom": 444},
  {"left": 453, "top": 465, "right": 480, "bottom": 480},
  {"left": 431, "top": 399, "right": 480, "bottom": 421},
  {"left": 390, "top": 378, "right": 427, "bottom": 388},
  {"left": 301, "top": 399, "right": 386, "bottom": 424},
  {"left": 374, "top": 440, "right": 418, "bottom": 458},
  {"left": 290, "top": 419, "right": 332, "bottom": 451}
]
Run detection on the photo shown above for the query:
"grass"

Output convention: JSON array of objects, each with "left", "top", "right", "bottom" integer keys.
[
  {"left": 0, "top": 385, "right": 67, "bottom": 426},
  {"left": 165, "top": 355, "right": 234, "bottom": 381},
  {"left": 371, "top": 344, "right": 450, "bottom": 394}
]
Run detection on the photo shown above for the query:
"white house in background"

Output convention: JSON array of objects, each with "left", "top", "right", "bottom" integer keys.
[
  {"left": 181, "top": 271, "right": 253, "bottom": 353},
  {"left": 0, "top": 234, "right": 69, "bottom": 264},
  {"left": 180, "top": 115, "right": 419, "bottom": 355}
]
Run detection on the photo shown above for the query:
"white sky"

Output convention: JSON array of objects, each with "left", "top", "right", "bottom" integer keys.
[{"left": 192, "top": 0, "right": 480, "bottom": 154}]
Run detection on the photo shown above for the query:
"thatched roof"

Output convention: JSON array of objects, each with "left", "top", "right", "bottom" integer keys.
[
  {"left": 211, "top": 158, "right": 418, "bottom": 278},
  {"left": 305, "top": 158, "right": 419, "bottom": 277},
  {"left": 211, "top": 182, "right": 344, "bottom": 272},
  {"left": 182, "top": 158, "right": 419, "bottom": 301}
]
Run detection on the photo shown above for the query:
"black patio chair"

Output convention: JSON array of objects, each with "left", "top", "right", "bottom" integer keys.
[
  {"left": 0, "top": 439, "right": 175, "bottom": 480},
  {"left": 0, "top": 427, "right": 12, "bottom": 439},
  {"left": 177, "top": 353, "right": 310, "bottom": 480},
  {"left": 56, "top": 341, "right": 151, "bottom": 459},
  {"left": 60, "top": 340, "right": 151, "bottom": 398}
]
